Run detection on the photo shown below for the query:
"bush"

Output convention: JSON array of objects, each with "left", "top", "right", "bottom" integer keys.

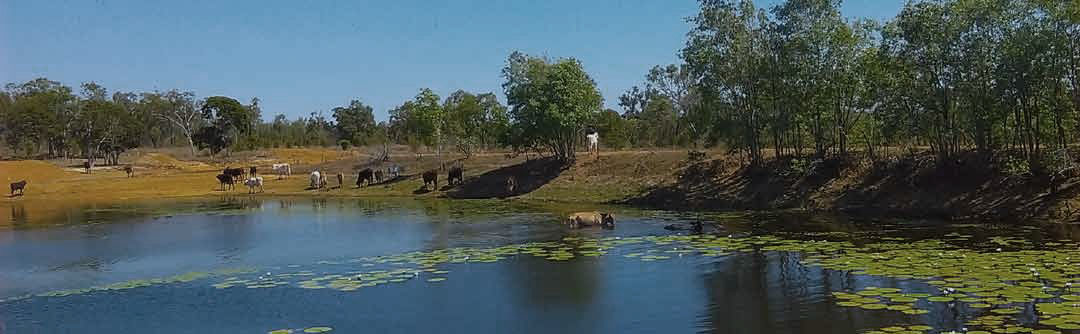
[{"left": 1001, "top": 156, "right": 1030, "bottom": 177}]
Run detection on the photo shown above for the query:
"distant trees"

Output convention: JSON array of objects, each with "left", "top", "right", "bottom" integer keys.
[
  {"left": 4, "top": 0, "right": 1074, "bottom": 171},
  {"left": 332, "top": 100, "right": 377, "bottom": 147}
]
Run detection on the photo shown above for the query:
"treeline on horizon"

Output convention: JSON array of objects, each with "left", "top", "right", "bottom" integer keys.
[{"left": 0, "top": 0, "right": 1077, "bottom": 173}]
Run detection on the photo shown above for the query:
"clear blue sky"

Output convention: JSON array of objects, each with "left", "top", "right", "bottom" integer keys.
[{"left": 1, "top": 0, "right": 905, "bottom": 122}]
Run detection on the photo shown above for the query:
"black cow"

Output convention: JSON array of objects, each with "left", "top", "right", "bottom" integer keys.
[
  {"left": 422, "top": 170, "right": 438, "bottom": 190},
  {"left": 9, "top": 180, "right": 26, "bottom": 196},
  {"left": 249, "top": 166, "right": 257, "bottom": 177},
  {"left": 216, "top": 174, "right": 235, "bottom": 191},
  {"left": 83, "top": 160, "right": 93, "bottom": 174},
  {"left": 223, "top": 168, "right": 245, "bottom": 181},
  {"left": 447, "top": 166, "right": 464, "bottom": 186},
  {"left": 356, "top": 168, "right": 375, "bottom": 187}
]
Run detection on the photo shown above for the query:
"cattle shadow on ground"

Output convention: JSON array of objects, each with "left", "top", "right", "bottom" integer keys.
[{"left": 446, "top": 157, "right": 568, "bottom": 199}]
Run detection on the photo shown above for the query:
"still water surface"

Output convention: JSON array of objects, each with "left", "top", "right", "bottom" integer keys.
[{"left": 1, "top": 197, "right": 1078, "bottom": 333}]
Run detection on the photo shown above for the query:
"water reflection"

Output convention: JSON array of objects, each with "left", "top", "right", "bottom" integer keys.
[{"left": 2, "top": 197, "right": 1080, "bottom": 333}]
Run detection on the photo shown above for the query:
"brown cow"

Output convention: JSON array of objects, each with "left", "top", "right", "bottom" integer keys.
[
  {"left": 422, "top": 170, "right": 438, "bottom": 190},
  {"left": 124, "top": 165, "right": 134, "bottom": 177},
  {"left": 336, "top": 173, "right": 344, "bottom": 189},
  {"left": 356, "top": 168, "right": 375, "bottom": 187},
  {"left": 10, "top": 180, "right": 27, "bottom": 196},
  {"left": 447, "top": 165, "right": 463, "bottom": 186},
  {"left": 565, "top": 212, "right": 615, "bottom": 229},
  {"left": 216, "top": 174, "right": 235, "bottom": 191}
]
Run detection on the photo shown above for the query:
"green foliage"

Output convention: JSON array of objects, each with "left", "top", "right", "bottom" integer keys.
[
  {"left": 1002, "top": 156, "right": 1031, "bottom": 177},
  {"left": 594, "top": 109, "right": 630, "bottom": 150},
  {"left": 332, "top": 100, "right": 376, "bottom": 147},
  {"left": 501, "top": 51, "right": 603, "bottom": 161}
]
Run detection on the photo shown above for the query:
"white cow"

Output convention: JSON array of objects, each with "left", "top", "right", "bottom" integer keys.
[
  {"left": 245, "top": 176, "right": 264, "bottom": 194},
  {"left": 586, "top": 131, "right": 600, "bottom": 157},
  {"left": 310, "top": 171, "right": 321, "bottom": 189},
  {"left": 272, "top": 163, "right": 292, "bottom": 179}
]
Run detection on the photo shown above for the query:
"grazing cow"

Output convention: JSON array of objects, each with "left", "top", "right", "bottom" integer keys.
[
  {"left": 356, "top": 168, "right": 375, "bottom": 188},
  {"left": 565, "top": 212, "right": 615, "bottom": 229},
  {"left": 223, "top": 167, "right": 245, "bottom": 181},
  {"left": 272, "top": 163, "right": 292, "bottom": 179},
  {"left": 244, "top": 176, "right": 264, "bottom": 194},
  {"left": 336, "top": 173, "right": 344, "bottom": 188},
  {"left": 216, "top": 174, "right": 235, "bottom": 191},
  {"left": 124, "top": 165, "right": 134, "bottom": 177},
  {"left": 422, "top": 170, "right": 438, "bottom": 190},
  {"left": 447, "top": 166, "right": 464, "bottom": 186},
  {"left": 310, "top": 171, "right": 322, "bottom": 189},
  {"left": 9, "top": 180, "right": 26, "bottom": 196},
  {"left": 374, "top": 170, "right": 385, "bottom": 183},
  {"left": 249, "top": 166, "right": 257, "bottom": 177}
]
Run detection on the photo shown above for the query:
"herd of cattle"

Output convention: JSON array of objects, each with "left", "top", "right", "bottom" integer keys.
[
  {"left": 5, "top": 159, "right": 621, "bottom": 231},
  {"left": 212, "top": 162, "right": 466, "bottom": 194}
]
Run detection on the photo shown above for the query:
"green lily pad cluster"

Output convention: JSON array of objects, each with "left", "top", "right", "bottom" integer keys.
[
  {"left": 11, "top": 228, "right": 1080, "bottom": 334},
  {"left": 796, "top": 236, "right": 1080, "bottom": 333},
  {"left": 833, "top": 288, "right": 929, "bottom": 314},
  {"left": 860, "top": 324, "right": 934, "bottom": 334},
  {"left": 267, "top": 326, "right": 333, "bottom": 334},
  {"left": 27, "top": 267, "right": 254, "bottom": 299}
]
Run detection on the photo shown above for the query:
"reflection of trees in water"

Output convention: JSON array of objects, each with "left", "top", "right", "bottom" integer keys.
[
  {"left": 699, "top": 252, "right": 885, "bottom": 333},
  {"left": 502, "top": 246, "right": 600, "bottom": 308},
  {"left": 698, "top": 251, "right": 972, "bottom": 333}
]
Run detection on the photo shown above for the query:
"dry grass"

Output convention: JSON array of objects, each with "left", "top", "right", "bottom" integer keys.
[{"left": 0, "top": 148, "right": 688, "bottom": 227}]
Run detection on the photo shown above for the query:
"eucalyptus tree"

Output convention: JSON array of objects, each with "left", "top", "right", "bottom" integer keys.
[{"left": 684, "top": 0, "right": 772, "bottom": 165}]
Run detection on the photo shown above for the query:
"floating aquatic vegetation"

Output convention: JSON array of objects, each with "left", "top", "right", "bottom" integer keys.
[
  {"left": 303, "top": 326, "right": 333, "bottom": 333},
  {"left": 10, "top": 225, "right": 1080, "bottom": 334},
  {"left": 32, "top": 267, "right": 255, "bottom": 298}
]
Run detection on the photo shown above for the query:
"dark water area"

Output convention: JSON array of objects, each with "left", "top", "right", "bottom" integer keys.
[{"left": 1, "top": 197, "right": 1079, "bottom": 334}]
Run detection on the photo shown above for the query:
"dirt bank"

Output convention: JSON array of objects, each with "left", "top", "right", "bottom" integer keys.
[{"left": 627, "top": 152, "right": 1080, "bottom": 222}]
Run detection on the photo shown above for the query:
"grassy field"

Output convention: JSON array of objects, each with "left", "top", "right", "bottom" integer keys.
[{"left": 0, "top": 147, "right": 689, "bottom": 227}]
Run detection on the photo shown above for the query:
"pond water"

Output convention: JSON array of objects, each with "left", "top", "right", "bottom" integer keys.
[{"left": 2, "top": 197, "right": 1080, "bottom": 334}]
